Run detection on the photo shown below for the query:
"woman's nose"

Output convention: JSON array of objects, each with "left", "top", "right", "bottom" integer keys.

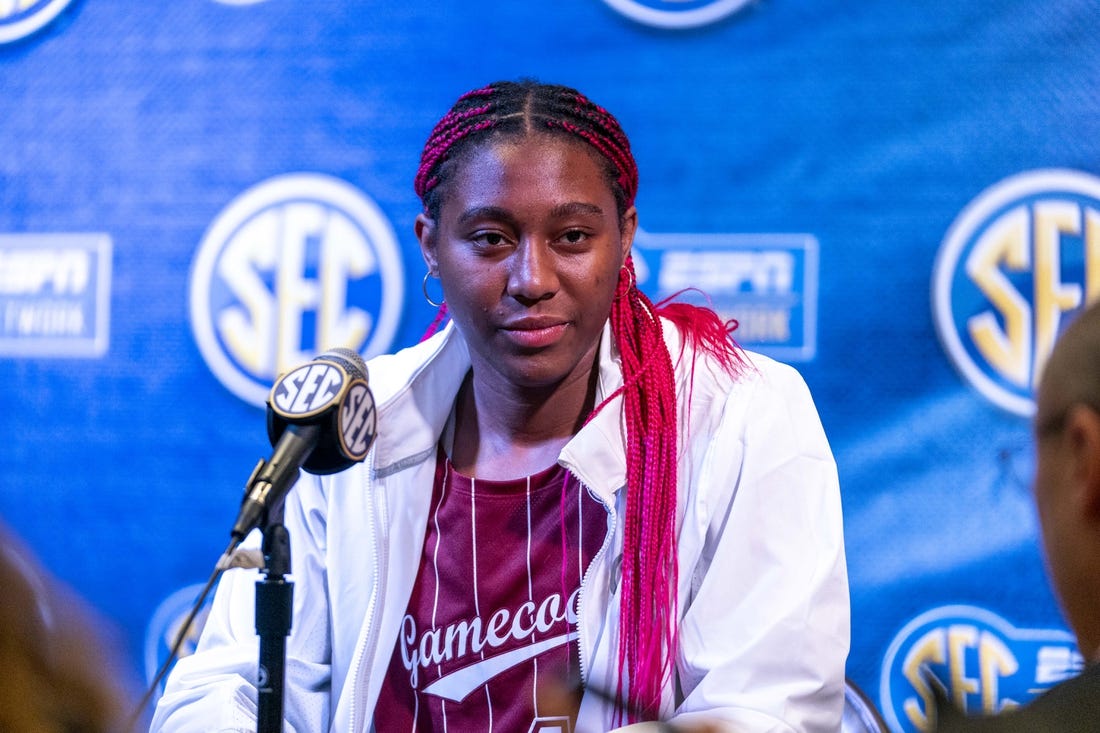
[{"left": 507, "top": 240, "right": 558, "bottom": 303}]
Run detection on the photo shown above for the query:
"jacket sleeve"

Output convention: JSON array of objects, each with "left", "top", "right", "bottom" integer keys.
[
  {"left": 668, "top": 359, "right": 850, "bottom": 732},
  {"left": 149, "top": 472, "right": 334, "bottom": 733}
]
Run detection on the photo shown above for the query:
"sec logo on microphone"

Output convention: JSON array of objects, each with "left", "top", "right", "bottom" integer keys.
[
  {"left": 339, "top": 381, "right": 376, "bottom": 461},
  {"left": 270, "top": 361, "right": 347, "bottom": 418},
  {"left": 190, "top": 173, "right": 404, "bottom": 407},
  {"left": 932, "top": 168, "right": 1100, "bottom": 416}
]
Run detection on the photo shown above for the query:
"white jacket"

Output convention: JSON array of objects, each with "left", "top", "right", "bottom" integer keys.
[{"left": 151, "top": 319, "right": 849, "bottom": 733}]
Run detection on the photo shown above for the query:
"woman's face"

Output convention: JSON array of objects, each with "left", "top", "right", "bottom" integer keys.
[{"left": 417, "top": 133, "right": 636, "bottom": 392}]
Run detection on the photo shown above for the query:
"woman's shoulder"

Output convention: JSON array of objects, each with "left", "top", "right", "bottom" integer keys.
[
  {"left": 656, "top": 307, "right": 807, "bottom": 393},
  {"left": 663, "top": 314, "right": 804, "bottom": 394},
  {"left": 670, "top": 323, "right": 822, "bottom": 436}
]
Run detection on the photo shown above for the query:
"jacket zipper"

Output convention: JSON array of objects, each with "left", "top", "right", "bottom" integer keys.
[
  {"left": 348, "top": 453, "right": 387, "bottom": 733},
  {"left": 575, "top": 480, "right": 618, "bottom": 692}
]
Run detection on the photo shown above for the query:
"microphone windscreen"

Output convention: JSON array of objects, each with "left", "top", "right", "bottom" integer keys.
[
  {"left": 265, "top": 347, "right": 374, "bottom": 475},
  {"left": 321, "top": 347, "right": 368, "bottom": 381}
]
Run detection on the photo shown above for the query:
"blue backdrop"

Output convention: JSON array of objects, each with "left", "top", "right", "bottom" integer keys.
[{"left": 3, "top": 1, "right": 1099, "bottom": 730}]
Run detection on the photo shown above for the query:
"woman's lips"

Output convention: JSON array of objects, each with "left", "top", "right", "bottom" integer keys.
[{"left": 501, "top": 321, "right": 569, "bottom": 348}]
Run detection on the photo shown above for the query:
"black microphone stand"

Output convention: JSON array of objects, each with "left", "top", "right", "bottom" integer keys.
[{"left": 256, "top": 509, "right": 293, "bottom": 733}]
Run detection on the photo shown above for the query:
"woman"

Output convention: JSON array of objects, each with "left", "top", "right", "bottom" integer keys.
[{"left": 152, "top": 80, "right": 849, "bottom": 732}]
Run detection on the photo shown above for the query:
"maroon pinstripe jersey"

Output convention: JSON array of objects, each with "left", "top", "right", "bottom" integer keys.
[{"left": 373, "top": 446, "right": 608, "bottom": 732}]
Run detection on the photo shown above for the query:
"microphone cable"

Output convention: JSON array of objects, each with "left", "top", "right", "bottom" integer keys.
[{"left": 124, "top": 539, "right": 232, "bottom": 733}]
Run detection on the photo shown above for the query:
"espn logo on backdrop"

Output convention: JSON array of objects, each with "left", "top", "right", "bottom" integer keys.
[
  {"left": 633, "top": 230, "right": 818, "bottom": 362},
  {"left": 189, "top": 174, "right": 404, "bottom": 407},
  {"left": 879, "top": 605, "right": 1080, "bottom": 733},
  {"left": 0, "top": 233, "right": 111, "bottom": 357},
  {"left": 933, "top": 169, "right": 1100, "bottom": 416}
]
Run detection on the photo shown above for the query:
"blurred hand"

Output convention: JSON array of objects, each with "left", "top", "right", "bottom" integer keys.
[{"left": 538, "top": 678, "right": 730, "bottom": 733}]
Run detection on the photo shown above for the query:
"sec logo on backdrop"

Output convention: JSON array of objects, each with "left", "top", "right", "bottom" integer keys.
[
  {"left": 932, "top": 169, "right": 1100, "bottom": 416},
  {"left": 0, "top": 0, "right": 74, "bottom": 44},
  {"left": 190, "top": 173, "right": 404, "bottom": 407},
  {"left": 879, "top": 605, "right": 1080, "bottom": 733},
  {"left": 600, "top": 0, "right": 752, "bottom": 28},
  {"left": 144, "top": 583, "right": 214, "bottom": 696}
]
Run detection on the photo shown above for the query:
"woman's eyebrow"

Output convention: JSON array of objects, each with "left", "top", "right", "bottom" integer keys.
[
  {"left": 456, "top": 205, "right": 514, "bottom": 225},
  {"left": 550, "top": 202, "right": 604, "bottom": 218},
  {"left": 455, "top": 202, "right": 604, "bottom": 225}
]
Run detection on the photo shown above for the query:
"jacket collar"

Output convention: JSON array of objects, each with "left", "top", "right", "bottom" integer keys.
[
  {"left": 369, "top": 322, "right": 470, "bottom": 477},
  {"left": 558, "top": 321, "right": 628, "bottom": 507},
  {"left": 369, "top": 319, "right": 631, "bottom": 502}
]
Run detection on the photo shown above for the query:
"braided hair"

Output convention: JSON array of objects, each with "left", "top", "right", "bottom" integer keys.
[{"left": 415, "top": 79, "right": 743, "bottom": 722}]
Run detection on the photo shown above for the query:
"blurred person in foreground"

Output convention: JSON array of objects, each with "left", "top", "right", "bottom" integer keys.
[
  {"left": 0, "top": 520, "right": 136, "bottom": 733},
  {"left": 932, "top": 300, "right": 1100, "bottom": 731}
]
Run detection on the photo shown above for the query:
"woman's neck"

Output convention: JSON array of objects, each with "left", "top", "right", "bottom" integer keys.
[{"left": 449, "top": 364, "right": 598, "bottom": 480}]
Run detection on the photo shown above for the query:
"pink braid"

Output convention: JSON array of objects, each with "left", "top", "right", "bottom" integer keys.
[
  {"left": 608, "top": 256, "right": 679, "bottom": 721},
  {"left": 594, "top": 256, "right": 743, "bottom": 723},
  {"left": 418, "top": 302, "right": 449, "bottom": 342}
]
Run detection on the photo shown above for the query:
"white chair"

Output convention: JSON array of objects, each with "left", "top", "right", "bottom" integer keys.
[{"left": 842, "top": 678, "right": 890, "bottom": 733}]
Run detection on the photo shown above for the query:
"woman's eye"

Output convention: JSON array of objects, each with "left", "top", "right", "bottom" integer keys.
[{"left": 473, "top": 232, "right": 507, "bottom": 247}]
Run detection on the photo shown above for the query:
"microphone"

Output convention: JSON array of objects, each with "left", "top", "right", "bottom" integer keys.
[{"left": 226, "top": 347, "right": 377, "bottom": 548}]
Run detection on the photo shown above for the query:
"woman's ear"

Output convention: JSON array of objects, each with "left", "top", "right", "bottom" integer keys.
[
  {"left": 619, "top": 205, "right": 637, "bottom": 266},
  {"left": 415, "top": 213, "right": 439, "bottom": 274}
]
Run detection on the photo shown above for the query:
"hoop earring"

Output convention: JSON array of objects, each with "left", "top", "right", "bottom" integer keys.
[
  {"left": 422, "top": 271, "right": 445, "bottom": 308},
  {"left": 618, "top": 263, "right": 636, "bottom": 294}
]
